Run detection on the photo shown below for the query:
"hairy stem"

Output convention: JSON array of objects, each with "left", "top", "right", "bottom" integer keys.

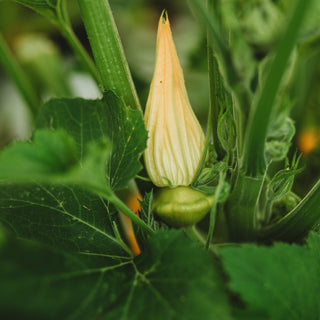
[{"left": 77, "top": 0, "right": 141, "bottom": 111}]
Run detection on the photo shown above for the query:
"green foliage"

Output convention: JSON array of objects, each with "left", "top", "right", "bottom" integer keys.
[
  {"left": 77, "top": 0, "right": 141, "bottom": 110},
  {"left": 3, "top": 0, "right": 65, "bottom": 22},
  {"left": 241, "top": 0, "right": 310, "bottom": 176},
  {"left": 281, "top": 0, "right": 320, "bottom": 43},
  {"left": 0, "top": 228, "right": 232, "bottom": 319},
  {"left": 0, "top": 230, "right": 132, "bottom": 320},
  {"left": 219, "top": 0, "right": 284, "bottom": 50},
  {"left": 0, "top": 130, "right": 78, "bottom": 181},
  {"left": 259, "top": 177, "right": 320, "bottom": 242},
  {"left": 265, "top": 117, "right": 296, "bottom": 163},
  {"left": 37, "top": 91, "right": 147, "bottom": 190},
  {"left": 267, "top": 154, "right": 302, "bottom": 205},
  {"left": 0, "top": 185, "right": 127, "bottom": 254},
  {"left": 131, "top": 231, "right": 232, "bottom": 320},
  {"left": 0, "top": 126, "right": 113, "bottom": 194},
  {"left": 217, "top": 109, "right": 237, "bottom": 154},
  {"left": 220, "top": 232, "right": 320, "bottom": 319},
  {"left": 2, "top": 0, "right": 320, "bottom": 318}
]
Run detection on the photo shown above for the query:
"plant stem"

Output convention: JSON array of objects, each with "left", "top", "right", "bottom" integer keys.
[
  {"left": 226, "top": 173, "right": 263, "bottom": 242},
  {"left": 207, "top": 0, "right": 220, "bottom": 157},
  {"left": 192, "top": 95, "right": 212, "bottom": 185},
  {"left": 111, "top": 220, "right": 134, "bottom": 257},
  {"left": 0, "top": 34, "right": 40, "bottom": 117},
  {"left": 87, "top": 182, "right": 154, "bottom": 235},
  {"left": 109, "top": 194, "right": 154, "bottom": 235},
  {"left": 58, "top": 22, "right": 102, "bottom": 87},
  {"left": 206, "top": 170, "right": 226, "bottom": 248},
  {"left": 207, "top": 48, "right": 219, "bottom": 151},
  {"left": 77, "top": 0, "right": 141, "bottom": 111},
  {"left": 184, "top": 226, "right": 206, "bottom": 245}
]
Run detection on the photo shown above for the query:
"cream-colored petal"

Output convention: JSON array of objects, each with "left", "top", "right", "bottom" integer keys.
[{"left": 144, "top": 12, "right": 206, "bottom": 187}]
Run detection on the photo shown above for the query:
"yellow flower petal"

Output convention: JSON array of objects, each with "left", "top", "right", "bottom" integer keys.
[{"left": 144, "top": 12, "right": 206, "bottom": 187}]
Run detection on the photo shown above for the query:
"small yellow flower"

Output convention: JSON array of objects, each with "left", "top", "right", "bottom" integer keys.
[{"left": 144, "top": 11, "right": 206, "bottom": 187}]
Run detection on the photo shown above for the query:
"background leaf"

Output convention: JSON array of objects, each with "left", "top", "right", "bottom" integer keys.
[{"left": 220, "top": 232, "right": 320, "bottom": 319}]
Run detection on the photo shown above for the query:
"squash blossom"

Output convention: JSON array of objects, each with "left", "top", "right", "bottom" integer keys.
[
  {"left": 144, "top": 11, "right": 206, "bottom": 187},
  {"left": 144, "top": 12, "right": 213, "bottom": 227}
]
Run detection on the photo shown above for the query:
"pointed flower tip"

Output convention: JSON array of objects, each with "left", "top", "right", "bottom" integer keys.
[
  {"left": 160, "top": 9, "right": 168, "bottom": 24},
  {"left": 144, "top": 12, "right": 206, "bottom": 187}
]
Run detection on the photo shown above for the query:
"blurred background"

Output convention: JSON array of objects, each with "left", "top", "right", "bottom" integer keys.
[
  {"left": 0, "top": 0, "right": 208, "bottom": 143},
  {"left": 0, "top": 0, "right": 320, "bottom": 196}
]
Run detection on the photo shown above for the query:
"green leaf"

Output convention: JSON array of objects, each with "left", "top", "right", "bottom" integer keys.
[
  {"left": 0, "top": 227, "right": 132, "bottom": 319},
  {"left": 0, "top": 129, "right": 111, "bottom": 191},
  {"left": 0, "top": 128, "right": 152, "bottom": 234},
  {"left": 5, "top": 0, "right": 61, "bottom": 21},
  {"left": 0, "top": 184, "right": 129, "bottom": 255},
  {"left": 220, "top": 232, "right": 320, "bottom": 319},
  {"left": 0, "top": 129, "right": 78, "bottom": 182},
  {"left": 37, "top": 91, "right": 147, "bottom": 190},
  {"left": 113, "top": 230, "right": 233, "bottom": 320},
  {"left": 0, "top": 229, "right": 232, "bottom": 319}
]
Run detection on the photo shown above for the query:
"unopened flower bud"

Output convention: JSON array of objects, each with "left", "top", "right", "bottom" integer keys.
[
  {"left": 152, "top": 186, "right": 214, "bottom": 227},
  {"left": 144, "top": 11, "right": 206, "bottom": 187}
]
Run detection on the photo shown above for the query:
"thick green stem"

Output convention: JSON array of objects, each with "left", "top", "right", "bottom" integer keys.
[
  {"left": 0, "top": 34, "right": 40, "bottom": 117},
  {"left": 226, "top": 173, "right": 263, "bottom": 242},
  {"left": 77, "top": 0, "right": 141, "bottom": 111}
]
